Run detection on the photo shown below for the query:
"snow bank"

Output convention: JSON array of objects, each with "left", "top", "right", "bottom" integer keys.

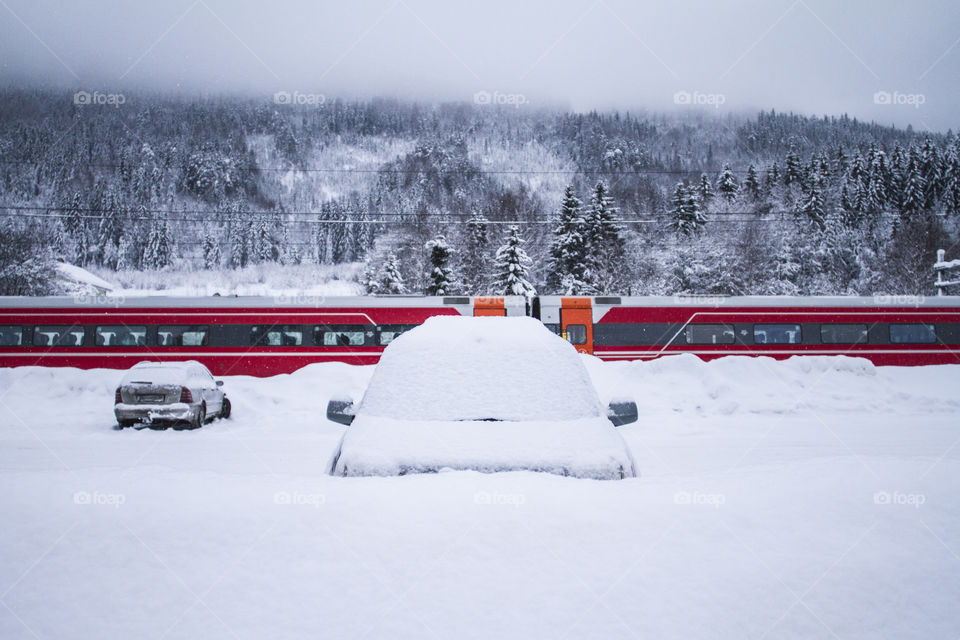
[
  {"left": 55, "top": 262, "right": 115, "bottom": 293},
  {"left": 1, "top": 357, "right": 959, "bottom": 638},
  {"left": 360, "top": 315, "right": 602, "bottom": 421}
]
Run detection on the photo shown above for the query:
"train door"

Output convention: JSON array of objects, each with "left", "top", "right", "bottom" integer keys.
[{"left": 560, "top": 297, "right": 593, "bottom": 354}]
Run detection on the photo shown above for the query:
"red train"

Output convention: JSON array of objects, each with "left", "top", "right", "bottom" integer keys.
[{"left": 0, "top": 294, "right": 957, "bottom": 375}]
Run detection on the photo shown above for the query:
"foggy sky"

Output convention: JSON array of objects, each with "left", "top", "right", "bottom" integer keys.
[{"left": 1, "top": 0, "right": 958, "bottom": 131}]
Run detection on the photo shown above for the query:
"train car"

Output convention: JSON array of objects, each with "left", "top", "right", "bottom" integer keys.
[
  {"left": 536, "top": 296, "right": 960, "bottom": 366},
  {"left": 0, "top": 295, "right": 527, "bottom": 376}
]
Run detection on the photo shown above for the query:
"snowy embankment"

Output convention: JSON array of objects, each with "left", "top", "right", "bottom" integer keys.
[{"left": 0, "top": 356, "right": 958, "bottom": 639}]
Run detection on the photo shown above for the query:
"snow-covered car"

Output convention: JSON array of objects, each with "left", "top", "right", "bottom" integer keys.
[
  {"left": 327, "top": 316, "right": 637, "bottom": 479},
  {"left": 114, "top": 361, "right": 231, "bottom": 429}
]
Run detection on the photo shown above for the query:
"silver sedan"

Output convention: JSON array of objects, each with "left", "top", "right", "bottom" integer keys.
[{"left": 115, "top": 361, "right": 231, "bottom": 429}]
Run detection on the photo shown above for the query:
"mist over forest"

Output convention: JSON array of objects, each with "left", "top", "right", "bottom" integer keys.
[{"left": 1, "top": 90, "right": 957, "bottom": 296}]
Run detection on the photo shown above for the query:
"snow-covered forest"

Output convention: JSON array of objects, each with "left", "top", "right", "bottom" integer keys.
[{"left": 1, "top": 89, "right": 958, "bottom": 296}]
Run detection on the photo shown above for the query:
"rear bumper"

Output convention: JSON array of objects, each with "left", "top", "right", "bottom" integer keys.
[{"left": 115, "top": 402, "right": 196, "bottom": 423}]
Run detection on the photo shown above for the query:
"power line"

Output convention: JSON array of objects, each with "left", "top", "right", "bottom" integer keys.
[{"left": 0, "top": 158, "right": 779, "bottom": 175}]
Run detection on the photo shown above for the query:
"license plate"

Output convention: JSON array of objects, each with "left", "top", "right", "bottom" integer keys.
[{"left": 138, "top": 395, "right": 163, "bottom": 403}]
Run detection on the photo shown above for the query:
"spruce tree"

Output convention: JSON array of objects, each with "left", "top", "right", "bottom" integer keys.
[
  {"left": 744, "top": 164, "right": 761, "bottom": 201},
  {"left": 425, "top": 235, "right": 456, "bottom": 295},
  {"left": 378, "top": 254, "right": 407, "bottom": 294},
  {"left": 547, "top": 185, "right": 591, "bottom": 292},
  {"left": 800, "top": 170, "right": 826, "bottom": 231},
  {"left": 584, "top": 181, "right": 626, "bottom": 292},
  {"left": 698, "top": 174, "right": 713, "bottom": 207},
  {"left": 461, "top": 211, "right": 490, "bottom": 293},
  {"left": 716, "top": 164, "right": 740, "bottom": 203},
  {"left": 670, "top": 182, "right": 706, "bottom": 235},
  {"left": 492, "top": 225, "right": 536, "bottom": 297}
]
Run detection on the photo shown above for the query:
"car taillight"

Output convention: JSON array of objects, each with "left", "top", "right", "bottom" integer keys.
[
  {"left": 115, "top": 388, "right": 122, "bottom": 404},
  {"left": 179, "top": 387, "right": 193, "bottom": 403}
]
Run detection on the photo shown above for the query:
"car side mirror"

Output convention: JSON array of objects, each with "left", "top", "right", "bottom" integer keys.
[
  {"left": 606, "top": 400, "right": 638, "bottom": 427},
  {"left": 326, "top": 398, "right": 355, "bottom": 426},
  {"left": 215, "top": 380, "right": 224, "bottom": 387}
]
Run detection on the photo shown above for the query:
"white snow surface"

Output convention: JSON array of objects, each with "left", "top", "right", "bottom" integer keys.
[
  {"left": 55, "top": 262, "right": 115, "bottom": 293},
  {"left": 359, "top": 316, "right": 602, "bottom": 421},
  {"left": 1, "top": 355, "right": 959, "bottom": 639}
]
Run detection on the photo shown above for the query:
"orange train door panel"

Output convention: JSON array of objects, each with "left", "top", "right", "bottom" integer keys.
[
  {"left": 473, "top": 297, "right": 506, "bottom": 316},
  {"left": 560, "top": 297, "right": 593, "bottom": 354}
]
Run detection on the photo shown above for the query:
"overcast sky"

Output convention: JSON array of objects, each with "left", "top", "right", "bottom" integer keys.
[{"left": 1, "top": 0, "right": 958, "bottom": 131}]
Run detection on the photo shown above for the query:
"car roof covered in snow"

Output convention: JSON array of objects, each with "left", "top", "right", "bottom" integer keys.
[{"left": 357, "top": 315, "right": 603, "bottom": 422}]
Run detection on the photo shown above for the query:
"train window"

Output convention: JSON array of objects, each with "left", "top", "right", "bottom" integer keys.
[
  {"left": 820, "top": 324, "right": 868, "bottom": 344},
  {"left": 754, "top": 324, "right": 802, "bottom": 345},
  {"left": 0, "top": 326, "right": 22, "bottom": 346},
  {"left": 95, "top": 325, "right": 146, "bottom": 347},
  {"left": 33, "top": 325, "right": 86, "bottom": 347},
  {"left": 377, "top": 324, "right": 417, "bottom": 346},
  {"left": 564, "top": 324, "right": 587, "bottom": 345},
  {"left": 684, "top": 324, "right": 735, "bottom": 345},
  {"left": 889, "top": 324, "right": 937, "bottom": 344},
  {"left": 157, "top": 325, "right": 209, "bottom": 347},
  {"left": 314, "top": 325, "right": 371, "bottom": 347},
  {"left": 251, "top": 325, "right": 304, "bottom": 346}
]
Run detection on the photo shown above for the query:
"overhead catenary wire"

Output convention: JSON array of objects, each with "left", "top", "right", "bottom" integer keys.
[{"left": 0, "top": 204, "right": 952, "bottom": 223}]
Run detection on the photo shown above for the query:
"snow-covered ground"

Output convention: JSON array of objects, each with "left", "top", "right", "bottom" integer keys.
[
  {"left": 86, "top": 262, "right": 364, "bottom": 298},
  {"left": 0, "top": 355, "right": 958, "bottom": 639}
]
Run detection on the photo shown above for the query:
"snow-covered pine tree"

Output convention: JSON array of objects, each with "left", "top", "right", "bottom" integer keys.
[
  {"left": 144, "top": 215, "right": 172, "bottom": 269},
  {"left": 378, "top": 253, "right": 407, "bottom": 294},
  {"left": 670, "top": 182, "right": 706, "bottom": 235},
  {"left": 899, "top": 153, "right": 926, "bottom": 222},
  {"left": 744, "top": 164, "right": 761, "bottom": 201},
  {"left": 698, "top": 174, "right": 713, "bottom": 207},
  {"left": 547, "top": 185, "right": 591, "bottom": 292},
  {"left": 716, "top": 164, "right": 740, "bottom": 203},
  {"left": 584, "top": 181, "right": 626, "bottom": 292},
  {"left": 784, "top": 149, "right": 803, "bottom": 188},
  {"left": 799, "top": 170, "right": 827, "bottom": 231},
  {"left": 425, "top": 234, "right": 456, "bottom": 295},
  {"left": 460, "top": 211, "right": 490, "bottom": 293},
  {"left": 492, "top": 225, "right": 536, "bottom": 297},
  {"left": 202, "top": 227, "right": 221, "bottom": 269}
]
